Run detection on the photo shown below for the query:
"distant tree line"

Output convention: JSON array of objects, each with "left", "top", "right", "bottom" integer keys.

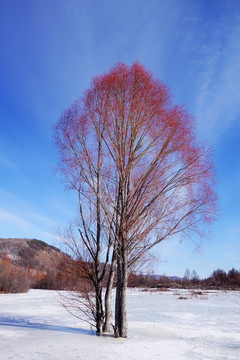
[
  {"left": 127, "top": 268, "right": 240, "bottom": 290},
  {"left": 1, "top": 244, "right": 240, "bottom": 294}
]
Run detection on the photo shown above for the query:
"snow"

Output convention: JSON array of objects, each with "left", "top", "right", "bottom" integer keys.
[{"left": 0, "top": 289, "right": 239, "bottom": 360}]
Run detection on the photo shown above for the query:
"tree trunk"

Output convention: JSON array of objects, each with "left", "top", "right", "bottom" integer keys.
[
  {"left": 95, "top": 285, "right": 104, "bottom": 334},
  {"left": 103, "top": 252, "right": 116, "bottom": 333},
  {"left": 114, "top": 247, "right": 128, "bottom": 338}
]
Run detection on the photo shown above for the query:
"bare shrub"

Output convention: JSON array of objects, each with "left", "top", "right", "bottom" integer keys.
[{"left": 0, "top": 253, "right": 30, "bottom": 293}]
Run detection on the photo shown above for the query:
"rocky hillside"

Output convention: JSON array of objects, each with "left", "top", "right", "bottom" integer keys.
[
  {"left": 0, "top": 238, "right": 62, "bottom": 268},
  {"left": 0, "top": 238, "right": 71, "bottom": 292}
]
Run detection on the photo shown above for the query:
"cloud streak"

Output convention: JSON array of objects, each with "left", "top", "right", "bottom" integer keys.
[
  {"left": 0, "top": 156, "right": 18, "bottom": 171},
  {"left": 0, "top": 209, "right": 32, "bottom": 229},
  {"left": 194, "top": 17, "right": 240, "bottom": 142},
  {"left": 0, "top": 208, "right": 57, "bottom": 243}
]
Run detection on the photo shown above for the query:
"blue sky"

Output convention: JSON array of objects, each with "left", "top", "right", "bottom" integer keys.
[{"left": 0, "top": 0, "right": 240, "bottom": 278}]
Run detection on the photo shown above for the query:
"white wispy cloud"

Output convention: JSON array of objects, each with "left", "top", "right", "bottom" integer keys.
[
  {"left": 195, "top": 21, "right": 240, "bottom": 142},
  {"left": 49, "top": 200, "right": 74, "bottom": 218},
  {"left": 0, "top": 208, "right": 32, "bottom": 229},
  {"left": 30, "top": 212, "right": 57, "bottom": 227},
  {"left": 0, "top": 208, "right": 58, "bottom": 243},
  {"left": 0, "top": 155, "right": 18, "bottom": 171}
]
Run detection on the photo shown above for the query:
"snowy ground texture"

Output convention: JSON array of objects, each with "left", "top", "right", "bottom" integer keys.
[{"left": 0, "top": 289, "right": 239, "bottom": 360}]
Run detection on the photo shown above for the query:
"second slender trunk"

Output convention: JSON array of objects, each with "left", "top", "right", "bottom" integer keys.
[
  {"left": 114, "top": 247, "right": 128, "bottom": 338},
  {"left": 103, "top": 252, "right": 116, "bottom": 333},
  {"left": 95, "top": 285, "right": 104, "bottom": 334}
]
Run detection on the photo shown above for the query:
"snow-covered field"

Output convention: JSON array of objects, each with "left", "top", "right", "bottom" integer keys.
[{"left": 0, "top": 289, "right": 239, "bottom": 360}]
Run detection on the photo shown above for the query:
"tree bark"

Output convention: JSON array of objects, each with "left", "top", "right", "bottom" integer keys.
[
  {"left": 103, "top": 251, "right": 116, "bottom": 333},
  {"left": 114, "top": 247, "right": 128, "bottom": 338},
  {"left": 95, "top": 285, "right": 104, "bottom": 334}
]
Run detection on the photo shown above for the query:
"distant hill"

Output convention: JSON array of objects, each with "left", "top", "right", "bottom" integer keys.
[
  {"left": 0, "top": 238, "right": 62, "bottom": 269},
  {"left": 0, "top": 238, "right": 70, "bottom": 292},
  {"left": 0, "top": 237, "right": 61, "bottom": 255}
]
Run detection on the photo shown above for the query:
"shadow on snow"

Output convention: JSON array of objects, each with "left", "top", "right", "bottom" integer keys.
[{"left": 0, "top": 315, "right": 95, "bottom": 336}]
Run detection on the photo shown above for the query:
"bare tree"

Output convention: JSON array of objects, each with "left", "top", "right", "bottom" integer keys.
[
  {"left": 54, "top": 62, "right": 216, "bottom": 338},
  {"left": 54, "top": 100, "right": 118, "bottom": 334}
]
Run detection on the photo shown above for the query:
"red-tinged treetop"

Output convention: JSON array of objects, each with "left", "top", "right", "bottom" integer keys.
[{"left": 55, "top": 62, "right": 217, "bottom": 257}]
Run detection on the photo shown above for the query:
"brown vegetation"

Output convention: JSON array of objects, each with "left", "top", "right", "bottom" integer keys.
[
  {"left": 0, "top": 238, "right": 71, "bottom": 292},
  {"left": 0, "top": 253, "right": 30, "bottom": 293}
]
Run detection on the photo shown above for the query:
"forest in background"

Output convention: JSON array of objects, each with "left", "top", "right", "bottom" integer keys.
[{"left": 0, "top": 238, "right": 239, "bottom": 293}]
